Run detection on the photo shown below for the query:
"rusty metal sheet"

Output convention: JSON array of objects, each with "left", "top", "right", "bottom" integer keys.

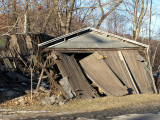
[
  {"left": 122, "top": 50, "right": 154, "bottom": 94},
  {"left": 98, "top": 51, "right": 139, "bottom": 94},
  {"left": 55, "top": 52, "right": 98, "bottom": 99},
  {"left": 80, "top": 52, "right": 128, "bottom": 96}
]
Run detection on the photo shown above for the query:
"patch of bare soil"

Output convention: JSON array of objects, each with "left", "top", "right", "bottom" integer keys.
[{"left": 1, "top": 94, "right": 160, "bottom": 119}]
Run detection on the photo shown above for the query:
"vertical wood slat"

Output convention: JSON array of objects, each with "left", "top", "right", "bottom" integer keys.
[
  {"left": 55, "top": 52, "right": 98, "bottom": 99},
  {"left": 98, "top": 51, "right": 139, "bottom": 94},
  {"left": 80, "top": 52, "right": 128, "bottom": 96},
  {"left": 122, "top": 50, "right": 154, "bottom": 94}
]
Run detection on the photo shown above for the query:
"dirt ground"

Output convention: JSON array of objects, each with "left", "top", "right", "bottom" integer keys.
[{"left": 1, "top": 94, "right": 160, "bottom": 119}]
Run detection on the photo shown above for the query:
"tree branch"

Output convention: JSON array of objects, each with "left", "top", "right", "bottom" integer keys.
[{"left": 96, "top": 0, "right": 123, "bottom": 29}]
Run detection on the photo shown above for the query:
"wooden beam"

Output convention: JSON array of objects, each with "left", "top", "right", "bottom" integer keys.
[
  {"left": 118, "top": 51, "right": 140, "bottom": 94},
  {"left": 42, "top": 47, "right": 144, "bottom": 53}
]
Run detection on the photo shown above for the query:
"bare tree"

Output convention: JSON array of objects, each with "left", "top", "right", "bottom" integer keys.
[
  {"left": 53, "top": 0, "right": 76, "bottom": 34},
  {"left": 96, "top": 0, "right": 123, "bottom": 29},
  {"left": 148, "top": 0, "right": 152, "bottom": 45},
  {"left": 151, "top": 41, "right": 160, "bottom": 68},
  {"left": 133, "top": 0, "right": 148, "bottom": 41},
  {"left": 65, "top": 0, "right": 76, "bottom": 34},
  {"left": 12, "top": 0, "right": 17, "bottom": 33},
  {"left": 40, "top": 7, "right": 54, "bottom": 33}
]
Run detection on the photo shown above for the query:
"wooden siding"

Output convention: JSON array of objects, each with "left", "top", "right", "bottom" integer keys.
[
  {"left": 80, "top": 52, "right": 128, "bottom": 96},
  {"left": 55, "top": 52, "right": 98, "bottom": 99},
  {"left": 98, "top": 51, "right": 139, "bottom": 94},
  {"left": 122, "top": 50, "right": 154, "bottom": 94}
]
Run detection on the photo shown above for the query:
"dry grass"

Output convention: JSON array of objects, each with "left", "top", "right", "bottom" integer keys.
[
  {"left": 1, "top": 94, "right": 160, "bottom": 114},
  {"left": 51, "top": 94, "right": 160, "bottom": 113}
]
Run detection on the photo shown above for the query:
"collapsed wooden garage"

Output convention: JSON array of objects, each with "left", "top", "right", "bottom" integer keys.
[{"left": 39, "top": 27, "right": 157, "bottom": 98}]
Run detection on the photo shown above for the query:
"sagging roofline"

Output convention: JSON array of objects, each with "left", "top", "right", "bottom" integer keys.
[{"left": 38, "top": 27, "right": 149, "bottom": 49}]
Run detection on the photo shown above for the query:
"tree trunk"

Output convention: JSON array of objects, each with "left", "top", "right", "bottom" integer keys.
[
  {"left": 152, "top": 42, "right": 160, "bottom": 67},
  {"left": 133, "top": 0, "right": 146, "bottom": 41},
  {"left": 134, "top": 0, "right": 144, "bottom": 41},
  {"left": 41, "top": 7, "right": 54, "bottom": 33},
  {"left": 47, "top": 0, "right": 51, "bottom": 8},
  {"left": 148, "top": 0, "right": 152, "bottom": 45},
  {"left": 65, "top": 0, "right": 75, "bottom": 34},
  {"left": 24, "top": 0, "right": 29, "bottom": 34},
  {"left": 53, "top": 0, "right": 66, "bottom": 33},
  {"left": 12, "top": 0, "right": 17, "bottom": 33},
  {"left": 133, "top": 0, "right": 138, "bottom": 40}
]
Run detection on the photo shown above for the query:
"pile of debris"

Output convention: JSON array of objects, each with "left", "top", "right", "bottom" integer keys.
[
  {"left": 0, "top": 64, "right": 65, "bottom": 106},
  {"left": 0, "top": 27, "right": 158, "bottom": 106},
  {"left": 0, "top": 33, "right": 66, "bottom": 105}
]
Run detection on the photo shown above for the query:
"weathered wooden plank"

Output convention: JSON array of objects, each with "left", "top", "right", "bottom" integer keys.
[
  {"left": 122, "top": 50, "right": 154, "bottom": 94},
  {"left": 80, "top": 52, "right": 128, "bottom": 96},
  {"left": 55, "top": 52, "right": 98, "bottom": 99},
  {"left": 44, "top": 47, "right": 141, "bottom": 53},
  {"left": 98, "top": 51, "right": 139, "bottom": 94}
]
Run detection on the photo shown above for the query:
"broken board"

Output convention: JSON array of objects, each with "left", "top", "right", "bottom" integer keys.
[
  {"left": 80, "top": 52, "right": 128, "bottom": 96},
  {"left": 55, "top": 52, "right": 98, "bottom": 99}
]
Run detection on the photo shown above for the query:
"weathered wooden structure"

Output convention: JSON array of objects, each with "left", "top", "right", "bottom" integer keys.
[{"left": 39, "top": 27, "right": 157, "bottom": 98}]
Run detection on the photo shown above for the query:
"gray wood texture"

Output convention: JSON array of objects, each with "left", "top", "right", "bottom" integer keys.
[
  {"left": 98, "top": 51, "right": 139, "bottom": 94},
  {"left": 122, "top": 50, "right": 154, "bottom": 94},
  {"left": 80, "top": 52, "right": 128, "bottom": 96},
  {"left": 55, "top": 52, "right": 98, "bottom": 99}
]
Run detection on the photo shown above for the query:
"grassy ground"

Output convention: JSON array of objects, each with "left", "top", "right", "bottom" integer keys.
[
  {"left": 1, "top": 94, "right": 160, "bottom": 119},
  {"left": 1, "top": 94, "right": 160, "bottom": 113}
]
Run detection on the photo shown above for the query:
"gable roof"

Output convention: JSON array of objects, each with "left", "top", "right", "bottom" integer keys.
[{"left": 38, "top": 27, "right": 149, "bottom": 49}]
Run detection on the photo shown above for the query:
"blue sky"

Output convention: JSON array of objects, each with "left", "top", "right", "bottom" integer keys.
[
  {"left": 98, "top": 0, "right": 160, "bottom": 40},
  {"left": 121, "top": 0, "right": 160, "bottom": 40},
  {"left": 151, "top": 0, "right": 160, "bottom": 39}
]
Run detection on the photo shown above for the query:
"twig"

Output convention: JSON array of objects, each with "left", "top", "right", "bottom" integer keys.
[
  {"left": 36, "top": 60, "right": 47, "bottom": 91},
  {"left": 31, "top": 68, "right": 33, "bottom": 102}
]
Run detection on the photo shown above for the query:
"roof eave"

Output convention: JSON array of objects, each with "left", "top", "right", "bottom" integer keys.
[
  {"left": 38, "top": 27, "right": 149, "bottom": 49},
  {"left": 90, "top": 28, "right": 149, "bottom": 48},
  {"left": 38, "top": 27, "right": 91, "bottom": 47}
]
